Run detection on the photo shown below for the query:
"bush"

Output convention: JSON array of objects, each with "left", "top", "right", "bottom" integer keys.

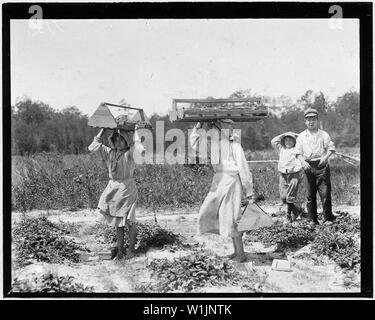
[
  {"left": 13, "top": 215, "right": 87, "bottom": 266},
  {"left": 91, "top": 221, "right": 184, "bottom": 252},
  {"left": 12, "top": 272, "right": 94, "bottom": 293}
]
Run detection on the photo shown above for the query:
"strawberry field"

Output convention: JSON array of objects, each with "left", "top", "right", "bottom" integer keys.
[{"left": 10, "top": 150, "right": 361, "bottom": 294}]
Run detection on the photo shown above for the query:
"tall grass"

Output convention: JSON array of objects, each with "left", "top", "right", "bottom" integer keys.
[{"left": 11, "top": 150, "right": 360, "bottom": 212}]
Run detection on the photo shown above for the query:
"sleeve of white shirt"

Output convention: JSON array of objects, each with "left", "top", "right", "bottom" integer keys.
[
  {"left": 271, "top": 134, "right": 283, "bottom": 152},
  {"left": 88, "top": 136, "right": 110, "bottom": 161},
  {"left": 133, "top": 130, "right": 146, "bottom": 153},
  {"left": 233, "top": 143, "right": 253, "bottom": 197},
  {"left": 294, "top": 133, "right": 304, "bottom": 156},
  {"left": 129, "top": 130, "right": 146, "bottom": 160},
  {"left": 324, "top": 131, "right": 335, "bottom": 152}
]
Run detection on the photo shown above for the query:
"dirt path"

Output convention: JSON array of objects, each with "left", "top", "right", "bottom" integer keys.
[{"left": 11, "top": 205, "right": 360, "bottom": 293}]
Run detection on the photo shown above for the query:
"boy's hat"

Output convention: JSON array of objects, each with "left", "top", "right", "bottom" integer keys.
[{"left": 304, "top": 108, "right": 318, "bottom": 118}]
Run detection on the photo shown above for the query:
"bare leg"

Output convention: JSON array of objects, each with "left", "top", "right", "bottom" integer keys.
[
  {"left": 227, "top": 238, "right": 237, "bottom": 259},
  {"left": 115, "top": 226, "right": 125, "bottom": 260},
  {"left": 126, "top": 222, "right": 137, "bottom": 258},
  {"left": 233, "top": 235, "right": 246, "bottom": 263}
]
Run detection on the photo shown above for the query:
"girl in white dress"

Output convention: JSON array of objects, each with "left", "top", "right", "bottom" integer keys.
[
  {"left": 88, "top": 128, "right": 144, "bottom": 260},
  {"left": 190, "top": 120, "right": 254, "bottom": 262}
]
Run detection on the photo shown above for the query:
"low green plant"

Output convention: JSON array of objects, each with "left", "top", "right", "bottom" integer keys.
[
  {"left": 144, "top": 250, "right": 263, "bottom": 293},
  {"left": 12, "top": 272, "right": 94, "bottom": 293},
  {"left": 91, "top": 221, "right": 184, "bottom": 252},
  {"left": 244, "top": 220, "right": 316, "bottom": 252},
  {"left": 13, "top": 215, "right": 87, "bottom": 266},
  {"left": 12, "top": 152, "right": 107, "bottom": 211},
  {"left": 311, "top": 213, "right": 360, "bottom": 270},
  {"left": 244, "top": 212, "right": 360, "bottom": 271},
  {"left": 54, "top": 220, "right": 80, "bottom": 235},
  {"left": 12, "top": 151, "right": 360, "bottom": 211}
]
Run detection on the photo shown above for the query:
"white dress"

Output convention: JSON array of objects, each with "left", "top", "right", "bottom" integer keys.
[
  {"left": 88, "top": 133, "right": 144, "bottom": 227},
  {"left": 190, "top": 127, "right": 253, "bottom": 237}
]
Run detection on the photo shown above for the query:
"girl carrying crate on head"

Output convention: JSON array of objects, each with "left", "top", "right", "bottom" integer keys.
[
  {"left": 190, "top": 120, "right": 254, "bottom": 263},
  {"left": 88, "top": 127, "right": 145, "bottom": 260}
]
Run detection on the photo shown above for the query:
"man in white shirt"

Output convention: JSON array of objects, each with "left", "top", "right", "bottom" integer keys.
[{"left": 295, "top": 108, "right": 336, "bottom": 225}]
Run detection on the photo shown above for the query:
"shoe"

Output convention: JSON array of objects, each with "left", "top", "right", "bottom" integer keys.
[
  {"left": 234, "top": 254, "right": 247, "bottom": 263},
  {"left": 307, "top": 220, "right": 319, "bottom": 227},
  {"left": 110, "top": 247, "right": 126, "bottom": 260},
  {"left": 323, "top": 216, "right": 336, "bottom": 224},
  {"left": 285, "top": 214, "right": 293, "bottom": 223},
  {"left": 296, "top": 207, "right": 308, "bottom": 218},
  {"left": 323, "top": 220, "right": 333, "bottom": 226},
  {"left": 291, "top": 212, "right": 298, "bottom": 222}
]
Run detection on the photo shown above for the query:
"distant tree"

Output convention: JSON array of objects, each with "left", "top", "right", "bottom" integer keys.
[
  {"left": 13, "top": 99, "right": 53, "bottom": 125},
  {"left": 312, "top": 91, "right": 329, "bottom": 115},
  {"left": 297, "top": 89, "right": 315, "bottom": 109},
  {"left": 334, "top": 90, "right": 359, "bottom": 120},
  {"left": 10, "top": 90, "right": 360, "bottom": 155},
  {"left": 62, "top": 106, "right": 82, "bottom": 116},
  {"left": 11, "top": 98, "right": 96, "bottom": 155}
]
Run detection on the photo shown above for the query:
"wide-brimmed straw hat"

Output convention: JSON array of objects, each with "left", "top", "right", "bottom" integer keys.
[{"left": 280, "top": 131, "right": 298, "bottom": 147}]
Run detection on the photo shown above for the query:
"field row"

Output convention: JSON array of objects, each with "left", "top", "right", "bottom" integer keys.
[{"left": 11, "top": 151, "right": 360, "bottom": 212}]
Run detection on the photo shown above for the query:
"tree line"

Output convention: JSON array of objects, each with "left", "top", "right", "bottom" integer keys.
[{"left": 11, "top": 89, "right": 359, "bottom": 155}]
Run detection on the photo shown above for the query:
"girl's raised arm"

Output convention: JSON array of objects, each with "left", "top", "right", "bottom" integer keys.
[
  {"left": 270, "top": 133, "right": 284, "bottom": 151},
  {"left": 233, "top": 143, "right": 253, "bottom": 198},
  {"left": 88, "top": 128, "right": 111, "bottom": 161}
]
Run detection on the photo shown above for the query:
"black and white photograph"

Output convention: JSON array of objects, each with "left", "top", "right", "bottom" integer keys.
[{"left": 2, "top": 1, "right": 372, "bottom": 300}]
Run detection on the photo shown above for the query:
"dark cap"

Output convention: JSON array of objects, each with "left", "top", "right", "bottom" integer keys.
[{"left": 304, "top": 108, "right": 318, "bottom": 118}]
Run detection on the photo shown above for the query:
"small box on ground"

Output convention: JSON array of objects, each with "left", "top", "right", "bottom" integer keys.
[
  {"left": 271, "top": 259, "right": 292, "bottom": 272},
  {"left": 97, "top": 251, "right": 112, "bottom": 260}
]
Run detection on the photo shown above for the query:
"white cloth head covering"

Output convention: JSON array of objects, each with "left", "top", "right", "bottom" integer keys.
[
  {"left": 216, "top": 119, "right": 239, "bottom": 141},
  {"left": 108, "top": 129, "right": 130, "bottom": 150}
]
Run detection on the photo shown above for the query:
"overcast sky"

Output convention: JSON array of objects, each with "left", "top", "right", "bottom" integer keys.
[{"left": 11, "top": 19, "right": 359, "bottom": 117}]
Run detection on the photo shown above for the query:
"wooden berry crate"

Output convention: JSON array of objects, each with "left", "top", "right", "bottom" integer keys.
[
  {"left": 88, "top": 102, "right": 152, "bottom": 131},
  {"left": 169, "top": 98, "right": 268, "bottom": 122}
]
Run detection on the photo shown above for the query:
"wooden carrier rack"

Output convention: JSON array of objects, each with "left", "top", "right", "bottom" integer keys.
[
  {"left": 88, "top": 102, "right": 152, "bottom": 131},
  {"left": 169, "top": 98, "right": 268, "bottom": 122}
]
